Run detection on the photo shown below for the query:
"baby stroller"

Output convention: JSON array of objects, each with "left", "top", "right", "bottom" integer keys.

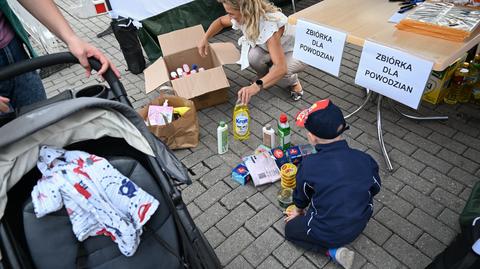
[{"left": 0, "top": 53, "right": 220, "bottom": 269}]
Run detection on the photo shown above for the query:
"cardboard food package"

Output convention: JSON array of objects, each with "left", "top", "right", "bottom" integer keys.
[
  {"left": 422, "top": 54, "right": 466, "bottom": 105},
  {"left": 144, "top": 25, "right": 240, "bottom": 110}
]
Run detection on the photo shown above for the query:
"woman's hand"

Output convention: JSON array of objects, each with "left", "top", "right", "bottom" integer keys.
[
  {"left": 0, "top": 96, "right": 10, "bottom": 113},
  {"left": 197, "top": 37, "right": 209, "bottom": 57},
  {"left": 66, "top": 35, "right": 120, "bottom": 79},
  {"left": 284, "top": 208, "right": 305, "bottom": 223},
  {"left": 238, "top": 83, "right": 261, "bottom": 105}
]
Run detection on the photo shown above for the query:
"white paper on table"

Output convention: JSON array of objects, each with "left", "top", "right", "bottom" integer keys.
[{"left": 243, "top": 152, "right": 280, "bottom": 187}]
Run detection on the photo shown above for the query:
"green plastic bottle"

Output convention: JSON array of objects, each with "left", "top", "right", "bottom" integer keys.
[{"left": 278, "top": 113, "right": 291, "bottom": 150}]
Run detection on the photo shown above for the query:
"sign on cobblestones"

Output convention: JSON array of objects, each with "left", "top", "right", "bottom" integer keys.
[
  {"left": 355, "top": 40, "right": 433, "bottom": 109},
  {"left": 293, "top": 19, "right": 347, "bottom": 77}
]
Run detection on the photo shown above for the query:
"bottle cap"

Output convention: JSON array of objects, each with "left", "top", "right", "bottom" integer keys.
[
  {"left": 192, "top": 64, "right": 198, "bottom": 70},
  {"left": 219, "top": 121, "right": 225, "bottom": 127},
  {"left": 265, "top": 123, "right": 271, "bottom": 130},
  {"left": 170, "top": 71, "right": 178, "bottom": 79},
  {"left": 279, "top": 113, "right": 288, "bottom": 123}
]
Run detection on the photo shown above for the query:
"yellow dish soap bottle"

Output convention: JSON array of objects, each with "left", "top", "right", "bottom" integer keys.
[{"left": 233, "top": 100, "right": 250, "bottom": 141}]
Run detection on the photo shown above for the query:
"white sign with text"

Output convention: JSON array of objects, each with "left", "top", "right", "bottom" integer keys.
[
  {"left": 355, "top": 40, "right": 433, "bottom": 109},
  {"left": 293, "top": 19, "right": 347, "bottom": 77}
]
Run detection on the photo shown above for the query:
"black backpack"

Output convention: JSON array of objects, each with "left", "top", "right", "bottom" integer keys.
[{"left": 111, "top": 18, "right": 146, "bottom": 75}]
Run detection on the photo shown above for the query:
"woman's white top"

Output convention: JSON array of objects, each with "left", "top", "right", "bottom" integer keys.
[{"left": 232, "top": 11, "right": 295, "bottom": 70}]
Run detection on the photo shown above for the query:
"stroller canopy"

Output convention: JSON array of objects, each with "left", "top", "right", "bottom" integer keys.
[{"left": 0, "top": 98, "right": 189, "bottom": 220}]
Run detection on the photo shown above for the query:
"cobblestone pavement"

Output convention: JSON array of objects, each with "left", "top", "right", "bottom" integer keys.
[{"left": 36, "top": 0, "right": 480, "bottom": 268}]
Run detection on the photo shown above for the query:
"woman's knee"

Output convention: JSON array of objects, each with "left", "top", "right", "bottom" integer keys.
[{"left": 248, "top": 47, "right": 270, "bottom": 73}]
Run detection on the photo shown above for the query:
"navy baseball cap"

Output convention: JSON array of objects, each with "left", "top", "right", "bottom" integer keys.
[{"left": 295, "top": 99, "right": 349, "bottom": 139}]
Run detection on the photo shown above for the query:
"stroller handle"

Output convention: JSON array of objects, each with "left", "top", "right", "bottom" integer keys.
[{"left": 0, "top": 52, "right": 132, "bottom": 107}]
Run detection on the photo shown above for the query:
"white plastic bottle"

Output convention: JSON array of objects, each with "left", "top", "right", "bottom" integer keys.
[
  {"left": 217, "top": 121, "right": 228, "bottom": 154},
  {"left": 262, "top": 124, "right": 275, "bottom": 149}
]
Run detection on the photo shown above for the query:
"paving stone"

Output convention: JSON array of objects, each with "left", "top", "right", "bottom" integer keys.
[
  {"left": 194, "top": 181, "right": 231, "bottom": 210},
  {"left": 205, "top": 226, "right": 226, "bottom": 248},
  {"left": 257, "top": 255, "right": 285, "bottom": 269},
  {"left": 273, "top": 241, "right": 305, "bottom": 267},
  {"left": 215, "top": 228, "right": 255, "bottom": 266},
  {"left": 374, "top": 188, "right": 414, "bottom": 217},
  {"left": 393, "top": 167, "right": 434, "bottom": 195},
  {"left": 384, "top": 235, "right": 431, "bottom": 269},
  {"left": 172, "top": 149, "right": 191, "bottom": 160},
  {"left": 216, "top": 203, "right": 256, "bottom": 236},
  {"left": 357, "top": 133, "right": 392, "bottom": 154},
  {"left": 381, "top": 175, "right": 405, "bottom": 193},
  {"left": 412, "top": 149, "right": 453, "bottom": 174},
  {"left": 437, "top": 148, "right": 479, "bottom": 174},
  {"left": 397, "top": 118, "right": 433, "bottom": 138},
  {"left": 181, "top": 148, "right": 214, "bottom": 168},
  {"left": 407, "top": 208, "right": 456, "bottom": 245},
  {"left": 304, "top": 250, "right": 331, "bottom": 268},
  {"left": 453, "top": 132, "right": 480, "bottom": 151},
  {"left": 200, "top": 164, "right": 232, "bottom": 187},
  {"left": 189, "top": 162, "right": 211, "bottom": 181},
  {"left": 273, "top": 217, "right": 287, "bottom": 237},
  {"left": 463, "top": 147, "right": 480, "bottom": 164},
  {"left": 186, "top": 202, "right": 201, "bottom": 219},
  {"left": 204, "top": 155, "right": 224, "bottom": 169},
  {"left": 431, "top": 187, "right": 466, "bottom": 214},
  {"left": 225, "top": 255, "right": 253, "bottom": 269},
  {"left": 398, "top": 185, "right": 444, "bottom": 217},
  {"left": 351, "top": 252, "right": 368, "bottom": 269},
  {"left": 352, "top": 235, "right": 401, "bottom": 269},
  {"left": 242, "top": 228, "right": 284, "bottom": 267},
  {"left": 195, "top": 203, "right": 228, "bottom": 232},
  {"left": 460, "top": 187, "right": 472, "bottom": 201},
  {"left": 182, "top": 181, "right": 206, "bottom": 204},
  {"left": 246, "top": 192, "right": 270, "bottom": 211},
  {"left": 415, "top": 233, "right": 447, "bottom": 259},
  {"left": 220, "top": 184, "right": 257, "bottom": 210},
  {"left": 448, "top": 167, "right": 478, "bottom": 187},
  {"left": 245, "top": 204, "right": 283, "bottom": 237},
  {"left": 375, "top": 207, "right": 422, "bottom": 244},
  {"left": 261, "top": 184, "right": 282, "bottom": 209},
  {"left": 291, "top": 256, "right": 318, "bottom": 269},
  {"left": 428, "top": 132, "right": 467, "bottom": 154},
  {"left": 420, "top": 167, "right": 465, "bottom": 195},
  {"left": 390, "top": 149, "right": 426, "bottom": 174},
  {"left": 383, "top": 132, "right": 417, "bottom": 155},
  {"left": 404, "top": 132, "right": 442, "bottom": 154},
  {"left": 362, "top": 263, "right": 378, "bottom": 269},
  {"left": 323, "top": 261, "right": 343, "bottom": 269},
  {"left": 362, "top": 218, "right": 393, "bottom": 245}
]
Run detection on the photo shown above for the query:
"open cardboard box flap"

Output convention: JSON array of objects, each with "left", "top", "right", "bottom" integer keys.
[
  {"left": 144, "top": 58, "right": 170, "bottom": 93},
  {"left": 210, "top": 42, "right": 240, "bottom": 65},
  {"left": 158, "top": 25, "right": 205, "bottom": 56},
  {"left": 171, "top": 67, "right": 229, "bottom": 99}
]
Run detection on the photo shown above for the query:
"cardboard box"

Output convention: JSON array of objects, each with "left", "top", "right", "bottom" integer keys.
[
  {"left": 422, "top": 55, "right": 465, "bottom": 105},
  {"left": 144, "top": 25, "right": 240, "bottom": 110}
]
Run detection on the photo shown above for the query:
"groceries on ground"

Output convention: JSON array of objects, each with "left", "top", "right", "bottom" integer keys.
[
  {"left": 217, "top": 121, "right": 228, "bottom": 154},
  {"left": 278, "top": 113, "right": 291, "bottom": 150},
  {"left": 233, "top": 100, "right": 250, "bottom": 141}
]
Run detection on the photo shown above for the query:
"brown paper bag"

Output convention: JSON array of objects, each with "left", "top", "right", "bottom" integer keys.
[{"left": 138, "top": 94, "right": 199, "bottom": 149}]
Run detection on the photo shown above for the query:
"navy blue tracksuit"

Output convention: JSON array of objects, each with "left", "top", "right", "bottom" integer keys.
[{"left": 285, "top": 140, "right": 381, "bottom": 250}]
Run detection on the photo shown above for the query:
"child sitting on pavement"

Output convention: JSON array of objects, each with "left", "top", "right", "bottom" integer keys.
[{"left": 284, "top": 99, "right": 381, "bottom": 269}]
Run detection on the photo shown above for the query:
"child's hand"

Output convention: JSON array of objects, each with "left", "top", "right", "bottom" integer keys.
[{"left": 284, "top": 208, "right": 305, "bottom": 223}]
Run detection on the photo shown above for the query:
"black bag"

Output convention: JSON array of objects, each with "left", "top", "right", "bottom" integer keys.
[{"left": 111, "top": 18, "right": 146, "bottom": 75}]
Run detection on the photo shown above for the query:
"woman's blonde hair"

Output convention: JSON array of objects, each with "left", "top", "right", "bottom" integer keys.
[{"left": 218, "top": 0, "right": 280, "bottom": 42}]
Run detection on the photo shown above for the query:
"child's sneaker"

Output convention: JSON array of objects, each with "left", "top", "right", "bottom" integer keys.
[{"left": 328, "top": 247, "right": 355, "bottom": 269}]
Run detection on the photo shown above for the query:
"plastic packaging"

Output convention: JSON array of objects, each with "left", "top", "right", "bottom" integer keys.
[
  {"left": 217, "top": 121, "right": 228, "bottom": 154},
  {"left": 198, "top": 67, "right": 205, "bottom": 72},
  {"left": 176, "top": 68, "right": 184, "bottom": 78},
  {"left": 262, "top": 124, "right": 275, "bottom": 149},
  {"left": 458, "top": 62, "right": 475, "bottom": 103},
  {"left": 278, "top": 113, "right": 291, "bottom": 150},
  {"left": 170, "top": 71, "right": 178, "bottom": 80},
  {"left": 444, "top": 66, "right": 468, "bottom": 104},
  {"left": 182, "top": 64, "right": 190, "bottom": 74},
  {"left": 191, "top": 64, "right": 198, "bottom": 72},
  {"left": 233, "top": 100, "right": 250, "bottom": 141}
]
